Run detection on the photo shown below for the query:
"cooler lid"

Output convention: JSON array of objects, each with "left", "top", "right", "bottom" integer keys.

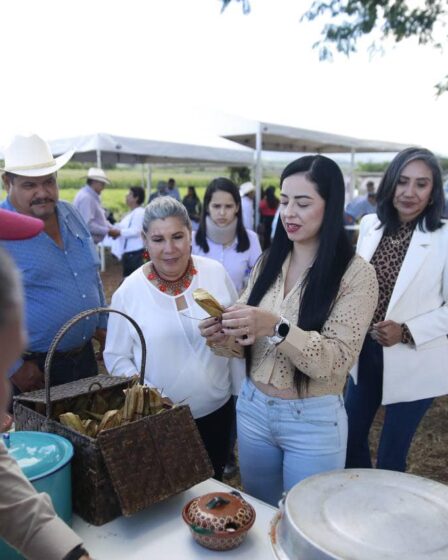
[
  {"left": 284, "top": 469, "right": 448, "bottom": 560},
  {"left": 5, "top": 431, "right": 73, "bottom": 481}
]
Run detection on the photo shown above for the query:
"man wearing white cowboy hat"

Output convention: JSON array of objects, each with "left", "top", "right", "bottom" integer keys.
[
  {"left": 73, "top": 167, "right": 121, "bottom": 244},
  {"left": 0, "top": 210, "right": 91, "bottom": 560},
  {"left": 239, "top": 181, "right": 255, "bottom": 231},
  {"left": 0, "top": 133, "right": 108, "bottom": 396}
]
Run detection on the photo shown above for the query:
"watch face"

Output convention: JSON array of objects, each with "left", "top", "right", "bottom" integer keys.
[{"left": 278, "top": 321, "right": 290, "bottom": 338}]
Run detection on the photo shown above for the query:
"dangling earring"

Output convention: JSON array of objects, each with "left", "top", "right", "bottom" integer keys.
[{"left": 143, "top": 250, "right": 150, "bottom": 262}]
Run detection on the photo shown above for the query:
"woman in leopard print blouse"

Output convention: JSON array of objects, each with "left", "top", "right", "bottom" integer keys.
[{"left": 346, "top": 147, "right": 448, "bottom": 472}]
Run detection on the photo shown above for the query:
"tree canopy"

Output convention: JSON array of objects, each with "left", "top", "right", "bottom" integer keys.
[
  {"left": 222, "top": 0, "right": 448, "bottom": 93},
  {"left": 302, "top": 0, "right": 447, "bottom": 92}
]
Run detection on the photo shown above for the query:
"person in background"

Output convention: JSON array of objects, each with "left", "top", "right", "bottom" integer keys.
[
  {"left": 104, "top": 197, "right": 243, "bottom": 481},
  {"left": 258, "top": 185, "right": 279, "bottom": 249},
  {"left": 182, "top": 185, "right": 202, "bottom": 231},
  {"left": 192, "top": 177, "right": 261, "bottom": 294},
  {"left": 193, "top": 177, "right": 261, "bottom": 478},
  {"left": 345, "top": 180, "right": 377, "bottom": 221},
  {"left": 73, "top": 167, "right": 120, "bottom": 244},
  {"left": 345, "top": 147, "right": 448, "bottom": 473},
  {"left": 149, "top": 180, "right": 168, "bottom": 202},
  {"left": 239, "top": 182, "right": 255, "bottom": 231},
  {"left": 0, "top": 208, "right": 91, "bottom": 560},
  {"left": 167, "top": 177, "right": 181, "bottom": 201},
  {"left": 114, "top": 186, "right": 146, "bottom": 277},
  {"left": 0, "top": 134, "right": 107, "bottom": 394},
  {"left": 200, "top": 155, "right": 378, "bottom": 506}
]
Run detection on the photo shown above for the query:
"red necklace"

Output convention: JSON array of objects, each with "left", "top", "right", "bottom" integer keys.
[{"left": 147, "top": 258, "right": 197, "bottom": 296}]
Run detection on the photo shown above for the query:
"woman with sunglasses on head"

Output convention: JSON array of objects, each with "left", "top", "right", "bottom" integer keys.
[
  {"left": 200, "top": 155, "right": 378, "bottom": 506},
  {"left": 345, "top": 147, "right": 448, "bottom": 473}
]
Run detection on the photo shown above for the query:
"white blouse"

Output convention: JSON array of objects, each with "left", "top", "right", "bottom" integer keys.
[
  {"left": 192, "top": 229, "right": 262, "bottom": 294},
  {"left": 104, "top": 255, "right": 244, "bottom": 418}
]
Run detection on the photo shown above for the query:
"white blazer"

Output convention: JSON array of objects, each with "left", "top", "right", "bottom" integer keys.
[{"left": 351, "top": 214, "right": 448, "bottom": 404}]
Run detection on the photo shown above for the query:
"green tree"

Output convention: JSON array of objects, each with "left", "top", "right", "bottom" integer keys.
[
  {"left": 302, "top": 0, "right": 448, "bottom": 94},
  {"left": 221, "top": 1, "right": 448, "bottom": 93}
]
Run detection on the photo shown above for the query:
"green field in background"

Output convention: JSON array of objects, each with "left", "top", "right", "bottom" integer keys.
[{"left": 57, "top": 167, "right": 281, "bottom": 217}]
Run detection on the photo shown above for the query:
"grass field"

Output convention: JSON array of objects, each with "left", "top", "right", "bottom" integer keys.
[{"left": 57, "top": 167, "right": 281, "bottom": 218}]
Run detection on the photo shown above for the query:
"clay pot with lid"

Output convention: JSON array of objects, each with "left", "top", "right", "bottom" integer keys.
[{"left": 182, "top": 491, "right": 256, "bottom": 551}]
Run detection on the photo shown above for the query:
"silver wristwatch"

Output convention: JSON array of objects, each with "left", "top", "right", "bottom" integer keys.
[{"left": 268, "top": 316, "right": 290, "bottom": 345}]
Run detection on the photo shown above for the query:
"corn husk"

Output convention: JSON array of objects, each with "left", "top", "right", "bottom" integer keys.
[{"left": 192, "top": 288, "right": 224, "bottom": 318}]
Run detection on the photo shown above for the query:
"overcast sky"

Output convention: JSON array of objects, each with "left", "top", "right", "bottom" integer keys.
[{"left": 2, "top": 0, "right": 447, "bottom": 156}]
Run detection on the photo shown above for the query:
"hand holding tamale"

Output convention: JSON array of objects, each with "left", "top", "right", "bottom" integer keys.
[{"left": 193, "top": 288, "right": 225, "bottom": 318}]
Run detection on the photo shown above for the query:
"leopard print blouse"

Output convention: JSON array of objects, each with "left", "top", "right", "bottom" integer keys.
[{"left": 370, "top": 221, "right": 415, "bottom": 343}]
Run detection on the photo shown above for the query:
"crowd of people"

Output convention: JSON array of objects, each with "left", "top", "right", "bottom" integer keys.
[{"left": 1, "top": 133, "right": 447, "bottom": 556}]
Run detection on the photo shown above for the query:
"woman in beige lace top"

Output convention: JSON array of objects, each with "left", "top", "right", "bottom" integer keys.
[{"left": 200, "top": 155, "right": 378, "bottom": 506}]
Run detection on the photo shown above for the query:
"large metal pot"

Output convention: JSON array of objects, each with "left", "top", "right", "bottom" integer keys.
[
  {"left": 270, "top": 469, "right": 448, "bottom": 560},
  {"left": 0, "top": 431, "right": 74, "bottom": 560}
]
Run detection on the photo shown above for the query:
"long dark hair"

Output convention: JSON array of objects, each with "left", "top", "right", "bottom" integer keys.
[
  {"left": 246, "top": 155, "right": 354, "bottom": 394},
  {"left": 186, "top": 185, "right": 200, "bottom": 201},
  {"left": 265, "top": 185, "right": 279, "bottom": 210},
  {"left": 376, "top": 147, "right": 444, "bottom": 234},
  {"left": 195, "top": 177, "right": 250, "bottom": 253}
]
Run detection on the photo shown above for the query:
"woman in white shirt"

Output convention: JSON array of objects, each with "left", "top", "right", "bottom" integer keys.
[
  {"left": 115, "top": 186, "right": 146, "bottom": 277},
  {"left": 104, "top": 197, "right": 242, "bottom": 480},
  {"left": 192, "top": 178, "right": 262, "bottom": 294}
]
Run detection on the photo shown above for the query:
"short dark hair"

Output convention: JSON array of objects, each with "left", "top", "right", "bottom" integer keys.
[
  {"left": 129, "top": 186, "right": 145, "bottom": 206},
  {"left": 195, "top": 177, "right": 250, "bottom": 253},
  {"left": 3, "top": 172, "right": 17, "bottom": 184},
  {"left": 376, "top": 147, "right": 444, "bottom": 234}
]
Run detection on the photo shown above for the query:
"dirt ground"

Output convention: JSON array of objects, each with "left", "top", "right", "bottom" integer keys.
[{"left": 101, "top": 252, "right": 448, "bottom": 487}]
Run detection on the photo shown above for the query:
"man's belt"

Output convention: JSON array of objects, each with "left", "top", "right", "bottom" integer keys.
[{"left": 22, "top": 343, "right": 88, "bottom": 362}]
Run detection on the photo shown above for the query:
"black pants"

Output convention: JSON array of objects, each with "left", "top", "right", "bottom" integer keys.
[
  {"left": 345, "top": 336, "right": 433, "bottom": 472},
  {"left": 195, "top": 397, "right": 235, "bottom": 481},
  {"left": 122, "top": 249, "right": 145, "bottom": 277},
  {"left": 17, "top": 341, "right": 98, "bottom": 390}
]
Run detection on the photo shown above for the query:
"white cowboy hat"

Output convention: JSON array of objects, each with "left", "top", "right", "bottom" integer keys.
[
  {"left": 86, "top": 167, "right": 111, "bottom": 185},
  {"left": 239, "top": 182, "right": 255, "bottom": 196},
  {"left": 0, "top": 133, "right": 74, "bottom": 177}
]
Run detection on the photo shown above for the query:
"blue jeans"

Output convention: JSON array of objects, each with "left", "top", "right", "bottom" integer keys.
[
  {"left": 236, "top": 378, "right": 348, "bottom": 506},
  {"left": 345, "top": 336, "right": 433, "bottom": 472}
]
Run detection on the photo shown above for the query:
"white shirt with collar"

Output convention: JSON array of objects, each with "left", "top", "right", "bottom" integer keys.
[{"left": 111, "top": 206, "right": 145, "bottom": 260}]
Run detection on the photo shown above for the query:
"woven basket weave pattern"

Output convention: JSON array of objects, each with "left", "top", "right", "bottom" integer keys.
[{"left": 14, "top": 307, "right": 213, "bottom": 525}]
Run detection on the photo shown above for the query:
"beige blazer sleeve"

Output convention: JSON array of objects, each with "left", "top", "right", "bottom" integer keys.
[{"left": 0, "top": 442, "right": 82, "bottom": 560}]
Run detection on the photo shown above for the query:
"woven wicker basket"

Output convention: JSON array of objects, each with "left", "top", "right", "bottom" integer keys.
[{"left": 13, "top": 307, "right": 214, "bottom": 526}]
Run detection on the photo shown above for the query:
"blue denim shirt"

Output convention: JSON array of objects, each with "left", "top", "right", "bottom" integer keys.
[{"left": 0, "top": 198, "right": 107, "bottom": 374}]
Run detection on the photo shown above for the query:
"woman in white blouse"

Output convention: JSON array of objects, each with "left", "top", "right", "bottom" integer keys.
[
  {"left": 114, "top": 186, "right": 146, "bottom": 277},
  {"left": 104, "top": 197, "right": 242, "bottom": 480},
  {"left": 200, "top": 156, "right": 378, "bottom": 505},
  {"left": 192, "top": 178, "right": 262, "bottom": 294}
]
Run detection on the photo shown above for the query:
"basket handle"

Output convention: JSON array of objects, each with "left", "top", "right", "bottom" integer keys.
[{"left": 44, "top": 307, "right": 146, "bottom": 418}]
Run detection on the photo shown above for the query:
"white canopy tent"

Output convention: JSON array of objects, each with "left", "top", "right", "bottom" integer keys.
[
  {"left": 222, "top": 120, "right": 411, "bottom": 221},
  {"left": 49, "top": 132, "right": 254, "bottom": 198}
]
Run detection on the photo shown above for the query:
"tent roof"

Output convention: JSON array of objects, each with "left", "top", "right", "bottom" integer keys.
[
  {"left": 49, "top": 132, "right": 254, "bottom": 166},
  {"left": 222, "top": 121, "right": 411, "bottom": 154}
]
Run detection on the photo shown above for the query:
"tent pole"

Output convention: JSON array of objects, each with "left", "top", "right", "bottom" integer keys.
[
  {"left": 96, "top": 150, "right": 102, "bottom": 168},
  {"left": 141, "top": 163, "right": 145, "bottom": 188},
  {"left": 349, "top": 149, "right": 356, "bottom": 201},
  {"left": 146, "top": 164, "right": 152, "bottom": 203},
  {"left": 254, "top": 122, "right": 263, "bottom": 229}
]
